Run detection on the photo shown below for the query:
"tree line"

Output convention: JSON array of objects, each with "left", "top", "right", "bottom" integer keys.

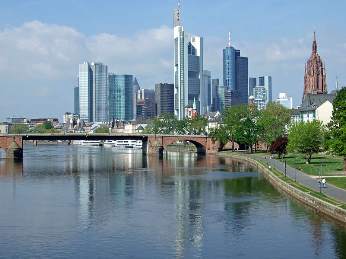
[{"left": 145, "top": 88, "right": 346, "bottom": 169}]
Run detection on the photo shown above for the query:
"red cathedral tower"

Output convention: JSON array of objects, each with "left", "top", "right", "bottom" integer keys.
[{"left": 303, "top": 32, "right": 327, "bottom": 97}]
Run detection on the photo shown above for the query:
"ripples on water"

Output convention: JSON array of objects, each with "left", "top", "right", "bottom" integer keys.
[{"left": 0, "top": 144, "right": 345, "bottom": 258}]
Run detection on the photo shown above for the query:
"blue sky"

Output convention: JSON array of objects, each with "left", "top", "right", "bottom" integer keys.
[{"left": 0, "top": 0, "right": 345, "bottom": 120}]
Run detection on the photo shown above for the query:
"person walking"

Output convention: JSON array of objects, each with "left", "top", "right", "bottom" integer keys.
[{"left": 322, "top": 178, "right": 326, "bottom": 188}]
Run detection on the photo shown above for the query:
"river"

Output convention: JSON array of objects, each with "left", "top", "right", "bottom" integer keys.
[{"left": 0, "top": 144, "right": 345, "bottom": 258}]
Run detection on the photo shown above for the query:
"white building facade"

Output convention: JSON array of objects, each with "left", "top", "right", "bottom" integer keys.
[
  {"left": 276, "top": 92, "right": 293, "bottom": 109},
  {"left": 249, "top": 76, "right": 272, "bottom": 110}
]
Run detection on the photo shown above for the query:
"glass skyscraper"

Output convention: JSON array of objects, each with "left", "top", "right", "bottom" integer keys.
[
  {"left": 201, "top": 70, "right": 211, "bottom": 114},
  {"left": 74, "top": 86, "right": 79, "bottom": 115},
  {"left": 78, "top": 62, "right": 108, "bottom": 122},
  {"left": 79, "top": 62, "right": 93, "bottom": 122},
  {"left": 223, "top": 35, "right": 248, "bottom": 106},
  {"left": 109, "top": 74, "right": 134, "bottom": 121},
  {"left": 155, "top": 83, "right": 174, "bottom": 116},
  {"left": 174, "top": 3, "right": 203, "bottom": 119},
  {"left": 223, "top": 47, "right": 236, "bottom": 90},
  {"left": 91, "top": 63, "right": 108, "bottom": 122}
]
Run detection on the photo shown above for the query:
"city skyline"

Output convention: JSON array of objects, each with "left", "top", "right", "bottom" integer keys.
[{"left": 0, "top": 0, "right": 346, "bottom": 120}]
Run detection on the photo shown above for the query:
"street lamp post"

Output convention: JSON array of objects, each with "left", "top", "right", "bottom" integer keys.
[{"left": 284, "top": 159, "right": 287, "bottom": 178}]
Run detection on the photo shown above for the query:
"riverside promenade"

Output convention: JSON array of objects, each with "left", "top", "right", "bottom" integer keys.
[{"left": 252, "top": 154, "right": 346, "bottom": 203}]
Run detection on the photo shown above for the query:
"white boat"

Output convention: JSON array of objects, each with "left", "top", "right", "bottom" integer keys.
[
  {"left": 104, "top": 140, "right": 117, "bottom": 147},
  {"left": 114, "top": 140, "right": 142, "bottom": 150},
  {"left": 73, "top": 140, "right": 102, "bottom": 146}
]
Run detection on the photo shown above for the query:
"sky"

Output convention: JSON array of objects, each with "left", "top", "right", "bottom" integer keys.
[{"left": 0, "top": 0, "right": 345, "bottom": 120}]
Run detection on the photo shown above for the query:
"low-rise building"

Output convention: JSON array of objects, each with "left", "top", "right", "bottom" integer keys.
[
  {"left": 0, "top": 124, "right": 9, "bottom": 134},
  {"left": 292, "top": 93, "right": 335, "bottom": 125}
]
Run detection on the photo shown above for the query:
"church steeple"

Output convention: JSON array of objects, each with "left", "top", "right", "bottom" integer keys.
[
  {"left": 303, "top": 31, "right": 327, "bottom": 97},
  {"left": 312, "top": 31, "right": 317, "bottom": 54}
]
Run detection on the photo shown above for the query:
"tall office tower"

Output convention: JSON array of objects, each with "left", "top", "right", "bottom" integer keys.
[
  {"left": 136, "top": 89, "right": 156, "bottom": 121},
  {"left": 79, "top": 62, "right": 93, "bottom": 122},
  {"left": 304, "top": 32, "right": 327, "bottom": 97},
  {"left": 223, "top": 33, "right": 248, "bottom": 106},
  {"left": 91, "top": 62, "right": 108, "bottom": 122},
  {"left": 74, "top": 85, "right": 79, "bottom": 115},
  {"left": 248, "top": 77, "right": 257, "bottom": 96},
  {"left": 217, "top": 85, "right": 225, "bottom": 113},
  {"left": 276, "top": 92, "right": 293, "bottom": 109},
  {"left": 224, "top": 87, "right": 232, "bottom": 109},
  {"left": 248, "top": 76, "right": 272, "bottom": 110},
  {"left": 109, "top": 74, "right": 134, "bottom": 121},
  {"left": 155, "top": 83, "right": 174, "bottom": 116},
  {"left": 211, "top": 79, "right": 219, "bottom": 112},
  {"left": 133, "top": 78, "right": 140, "bottom": 121},
  {"left": 174, "top": 2, "right": 203, "bottom": 119},
  {"left": 201, "top": 70, "right": 211, "bottom": 114}
]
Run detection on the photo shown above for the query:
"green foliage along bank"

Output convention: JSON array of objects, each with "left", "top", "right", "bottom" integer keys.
[{"left": 329, "top": 87, "right": 346, "bottom": 171}]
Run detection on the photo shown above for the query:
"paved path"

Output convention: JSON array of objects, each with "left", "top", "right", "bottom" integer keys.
[{"left": 251, "top": 154, "right": 346, "bottom": 203}]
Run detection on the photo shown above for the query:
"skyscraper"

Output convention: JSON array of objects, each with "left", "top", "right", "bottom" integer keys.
[
  {"left": 223, "top": 33, "right": 248, "bottom": 106},
  {"left": 211, "top": 79, "right": 219, "bottom": 112},
  {"left": 136, "top": 89, "right": 155, "bottom": 121},
  {"left": 109, "top": 74, "right": 134, "bottom": 121},
  {"left": 249, "top": 76, "right": 272, "bottom": 110},
  {"left": 91, "top": 62, "right": 108, "bottom": 122},
  {"left": 201, "top": 70, "right": 211, "bottom": 114},
  {"left": 79, "top": 62, "right": 93, "bottom": 122},
  {"left": 304, "top": 32, "right": 327, "bottom": 97},
  {"left": 74, "top": 85, "right": 79, "bottom": 115},
  {"left": 155, "top": 83, "right": 174, "bottom": 116},
  {"left": 78, "top": 62, "right": 108, "bottom": 123},
  {"left": 217, "top": 85, "right": 225, "bottom": 113},
  {"left": 133, "top": 78, "right": 140, "bottom": 121},
  {"left": 174, "top": 2, "right": 203, "bottom": 119}
]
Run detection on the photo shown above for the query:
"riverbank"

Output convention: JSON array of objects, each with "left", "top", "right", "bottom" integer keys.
[{"left": 218, "top": 152, "right": 346, "bottom": 224}]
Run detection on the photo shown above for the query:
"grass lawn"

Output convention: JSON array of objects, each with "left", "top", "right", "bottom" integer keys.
[
  {"left": 280, "top": 154, "right": 344, "bottom": 176},
  {"left": 327, "top": 178, "right": 346, "bottom": 190}
]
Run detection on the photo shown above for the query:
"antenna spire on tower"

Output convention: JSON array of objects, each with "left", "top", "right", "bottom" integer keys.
[
  {"left": 174, "top": 0, "right": 182, "bottom": 27},
  {"left": 228, "top": 32, "right": 231, "bottom": 47},
  {"left": 336, "top": 76, "right": 339, "bottom": 90}
]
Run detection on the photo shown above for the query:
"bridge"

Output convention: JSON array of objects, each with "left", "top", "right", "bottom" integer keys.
[{"left": 0, "top": 134, "right": 220, "bottom": 160}]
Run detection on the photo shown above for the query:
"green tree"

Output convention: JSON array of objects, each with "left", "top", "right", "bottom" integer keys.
[
  {"left": 144, "top": 114, "right": 179, "bottom": 134},
  {"left": 42, "top": 121, "right": 53, "bottom": 130},
  {"left": 94, "top": 126, "right": 109, "bottom": 133},
  {"left": 257, "top": 102, "right": 291, "bottom": 149},
  {"left": 30, "top": 121, "right": 60, "bottom": 133},
  {"left": 209, "top": 125, "right": 230, "bottom": 151},
  {"left": 223, "top": 105, "right": 244, "bottom": 151},
  {"left": 287, "top": 121, "right": 323, "bottom": 163},
  {"left": 328, "top": 87, "right": 346, "bottom": 171},
  {"left": 224, "top": 105, "right": 260, "bottom": 153},
  {"left": 9, "top": 124, "right": 29, "bottom": 134},
  {"left": 186, "top": 116, "right": 208, "bottom": 135}
]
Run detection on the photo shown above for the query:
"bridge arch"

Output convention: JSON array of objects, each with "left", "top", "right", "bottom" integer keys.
[{"left": 162, "top": 137, "right": 208, "bottom": 154}]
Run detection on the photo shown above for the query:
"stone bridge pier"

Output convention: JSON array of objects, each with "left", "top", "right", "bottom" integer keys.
[{"left": 0, "top": 136, "right": 23, "bottom": 160}]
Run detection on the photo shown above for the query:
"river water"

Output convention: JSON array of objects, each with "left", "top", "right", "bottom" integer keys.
[{"left": 0, "top": 144, "right": 345, "bottom": 258}]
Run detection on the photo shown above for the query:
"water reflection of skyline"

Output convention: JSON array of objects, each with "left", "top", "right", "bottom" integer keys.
[{"left": 0, "top": 145, "right": 345, "bottom": 258}]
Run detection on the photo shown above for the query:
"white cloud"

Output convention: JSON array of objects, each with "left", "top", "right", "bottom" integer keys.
[
  {"left": 0, "top": 21, "right": 173, "bottom": 83},
  {"left": 0, "top": 21, "right": 173, "bottom": 119}
]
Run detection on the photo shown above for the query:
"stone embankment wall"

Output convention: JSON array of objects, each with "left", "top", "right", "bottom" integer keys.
[{"left": 223, "top": 154, "right": 346, "bottom": 224}]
